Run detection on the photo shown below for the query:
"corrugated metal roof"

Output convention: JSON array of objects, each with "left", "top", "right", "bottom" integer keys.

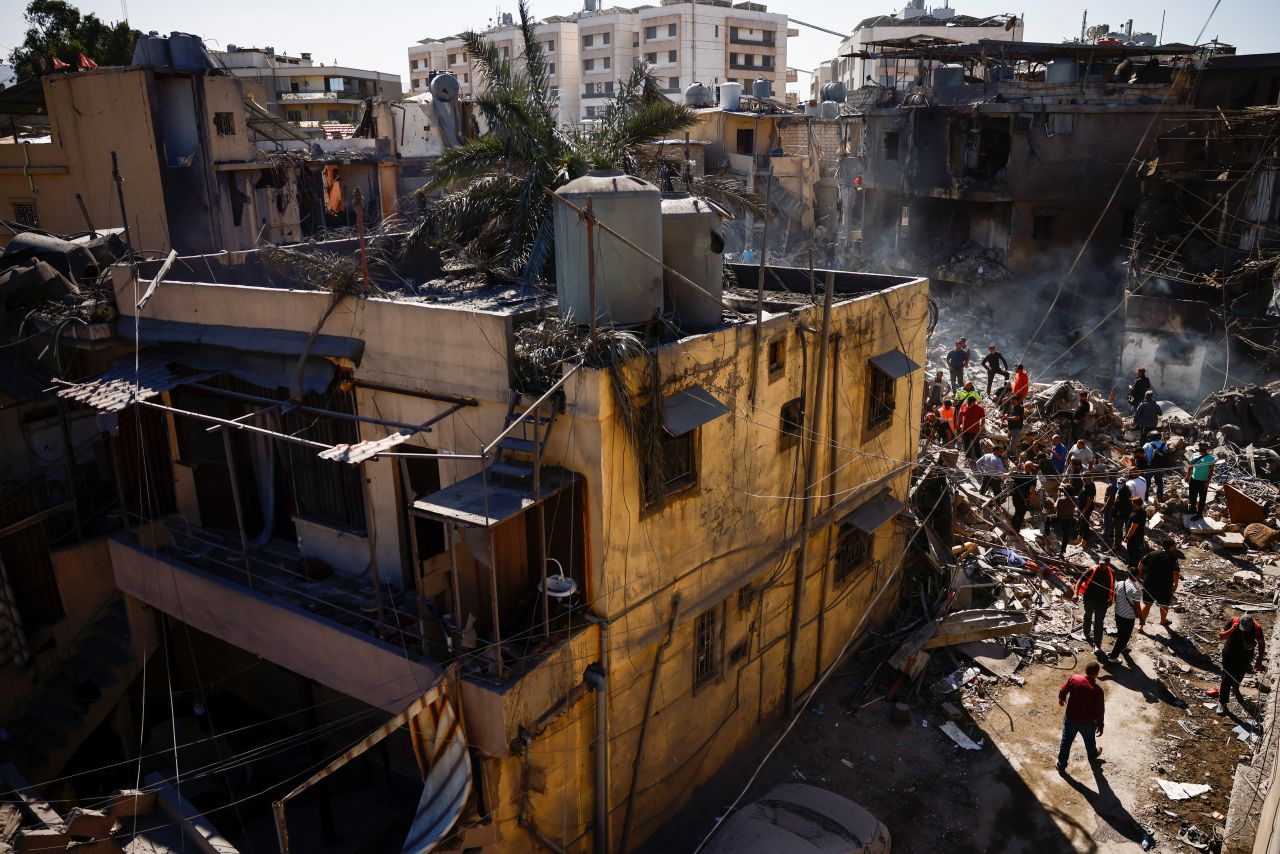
[{"left": 56, "top": 356, "right": 210, "bottom": 412}]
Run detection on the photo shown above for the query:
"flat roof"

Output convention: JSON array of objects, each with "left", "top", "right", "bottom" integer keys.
[{"left": 852, "top": 38, "right": 1198, "bottom": 61}]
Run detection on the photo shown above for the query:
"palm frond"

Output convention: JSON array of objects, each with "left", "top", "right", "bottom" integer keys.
[{"left": 686, "top": 175, "right": 768, "bottom": 220}]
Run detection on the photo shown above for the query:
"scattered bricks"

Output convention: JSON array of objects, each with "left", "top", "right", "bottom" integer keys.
[
  {"left": 105, "top": 790, "right": 156, "bottom": 820},
  {"left": 64, "top": 808, "right": 115, "bottom": 840},
  {"left": 941, "top": 702, "right": 963, "bottom": 721},
  {"left": 1217, "top": 532, "right": 1248, "bottom": 551},
  {"left": 15, "top": 828, "right": 69, "bottom": 854},
  {"left": 890, "top": 702, "right": 912, "bottom": 725},
  {"left": 1244, "top": 523, "right": 1278, "bottom": 550}
]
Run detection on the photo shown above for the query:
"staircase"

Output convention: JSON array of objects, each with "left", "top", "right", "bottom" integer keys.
[{"left": 486, "top": 390, "right": 562, "bottom": 494}]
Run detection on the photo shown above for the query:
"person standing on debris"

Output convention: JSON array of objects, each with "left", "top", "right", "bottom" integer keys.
[
  {"left": 1121, "top": 497, "right": 1147, "bottom": 568},
  {"left": 1057, "top": 661, "right": 1105, "bottom": 771},
  {"left": 1011, "top": 460, "right": 1037, "bottom": 531},
  {"left": 1104, "top": 477, "right": 1132, "bottom": 551},
  {"left": 1054, "top": 487, "right": 1077, "bottom": 557},
  {"left": 1143, "top": 432, "right": 1171, "bottom": 503},
  {"left": 1068, "top": 438, "right": 1096, "bottom": 471},
  {"left": 1051, "top": 435, "right": 1068, "bottom": 475},
  {"left": 940, "top": 399, "right": 959, "bottom": 442},
  {"left": 1127, "top": 366, "right": 1153, "bottom": 411},
  {"left": 1070, "top": 390, "right": 1093, "bottom": 445},
  {"left": 1109, "top": 567, "right": 1142, "bottom": 660},
  {"left": 1137, "top": 538, "right": 1181, "bottom": 630},
  {"left": 947, "top": 341, "right": 969, "bottom": 391},
  {"left": 1012, "top": 362, "right": 1030, "bottom": 401},
  {"left": 976, "top": 446, "right": 1007, "bottom": 495},
  {"left": 982, "top": 344, "right": 1011, "bottom": 396},
  {"left": 928, "top": 371, "right": 946, "bottom": 412},
  {"left": 925, "top": 411, "right": 950, "bottom": 444},
  {"left": 1125, "top": 467, "right": 1148, "bottom": 504},
  {"left": 1133, "top": 390, "right": 1162, "bottom": 434},
  {"left": 1217, "top": 614, "right": 1266, "bottom": 716},
  {"left": 1187, "top": 441, "right": 1216, "bottom": 517},
  {"left": 1005, "top": 394, "right": 1026, "bottom": 461},
  {"left": 1077, "top": 558, "right": 1116, "bottom": 654},
  {"left": 1071, "top": 461, "right": 1096, "bottom": 536},
  {"left": 958, "top": 398, "right": 986, "bottom": 461},
  {"left": 957, "top": 380, "right": 982, "bottom": 406},
  {"left": 993, "top": 379, "right": 1014, "bottom": 413}
]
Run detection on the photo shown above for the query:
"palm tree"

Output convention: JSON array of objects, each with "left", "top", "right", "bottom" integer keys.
[{"left": 421, "top": 0, "right": 761, "bottom": 281}]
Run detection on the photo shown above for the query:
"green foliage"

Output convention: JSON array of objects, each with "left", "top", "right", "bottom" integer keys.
[{"left": 9, "top": 0, "right": 140, "bottom": 81}]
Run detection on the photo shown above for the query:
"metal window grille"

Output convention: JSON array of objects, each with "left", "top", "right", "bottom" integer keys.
[
  {"left": 694, "top": 608, "right": 718, "bottom": 689},
  {"left": 11, "top": 202, "right": 37, "bottom": 229},
  {"left": 834, "top": 524, "right": 871, "bottom": 584},
  {"left": 867, "top": 365, "right": 895, "bottom": 431}
]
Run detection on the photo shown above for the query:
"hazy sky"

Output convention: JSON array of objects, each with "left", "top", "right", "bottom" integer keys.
[{"left": 2, "top": 0, "right": 1274, "bottom": 90}]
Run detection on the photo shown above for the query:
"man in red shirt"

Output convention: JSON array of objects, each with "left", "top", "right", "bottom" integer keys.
[
  {"left": 958, "top": 399, "right": 986, "bottom": 462},
  {"left": 1057, "top": 661, "right": 1105, "bottom": 771}
]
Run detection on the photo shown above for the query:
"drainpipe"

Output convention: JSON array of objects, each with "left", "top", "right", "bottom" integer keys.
[
  {"left": 584, "top": 660, "right": 609, "bottom": 854},
  {"left": 784, "top": 270, "right": 835, "bottom": 716}
]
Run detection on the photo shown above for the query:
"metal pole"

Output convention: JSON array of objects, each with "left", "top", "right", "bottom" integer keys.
[
  {"left": 586, "top": 195, "right": 597, "bottom": 345},
  {"left": 488, "top": 530, "right": 504, "bottom": 680},
  {"left": 785, "top": 270, "right": 835, "bottom": 716},
  {"left": 750, "top": 167, "right": 773, "bottom": 405},
  {"left": 111, "top": 151, "right": 133, "bottom": 252},
  {"left": 354, "top": 187, "right": 370, "bottom": 291},
  {"left": 221, "top": 430, "right": 255, "bottom": 589}
]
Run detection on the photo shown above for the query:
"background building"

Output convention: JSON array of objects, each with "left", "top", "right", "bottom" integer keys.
[{"left": 216, "top": 45, "right": 402, "bottom": 128}]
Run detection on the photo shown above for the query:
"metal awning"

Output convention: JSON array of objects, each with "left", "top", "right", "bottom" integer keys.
[
  {"left": 412, "top": 467, "right": 579, "bottom": 528},
  {"left": 842, "top": 489, "right": 905, "bottom": 534},
  {"left": 870, "top": 349, "right": 921, "bottom": 380},
  {"left": 662, "top": 385, "right": 730, "bottom": 437},
  {"left": 56, "top": 355, "right": 213, "bottom": 412},
  {"left": 118, "top": 316, "right": 364, "bottom": 364}
]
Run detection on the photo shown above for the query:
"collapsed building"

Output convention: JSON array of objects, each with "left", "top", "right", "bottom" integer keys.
[{"left": 23, "top": 168, "right": 930, "bottom": 851}]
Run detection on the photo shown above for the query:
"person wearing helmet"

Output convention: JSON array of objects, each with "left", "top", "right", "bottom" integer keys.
[{"left": 1218, "top": 614, "right": 1266, "bottom": 716}]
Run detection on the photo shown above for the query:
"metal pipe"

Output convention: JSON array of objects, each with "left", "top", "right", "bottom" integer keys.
[
  {"left": 586, "top": 195, "right": 597, "bottom": 346},
  {"left": 785, "top": 270, "right": 834, "bottom": 716},
  {"left": 749, "top": 167, "right": 773, "bottom": 404},
  {"left": 221, "top": 429, "right": 255, "bottom": 589},
  {"left": 815, "top": 333, "right": 842, "bottom": 685},
  {"left": 488, "top": 529, "right": 504, "bottom": 680},
  {"left": 74, "top": 192, "right": 97, "bottom": 235},
  {"left": 352, "top": 380, "right": 478, "bottom": 408},
  {"left": 111, "top": 151, "right": 133, "bottom": 252},
  {"left": 619, "top": 595, "right": 679, "bottom": 853},
  {"left": 185, "top": 382, "right": 436, "bottom": 434},
  {"left": 584, "top": 625, "right": 611, "bottom": 854},
  {"left": 132, "top": 398, "right": 329, "bottom": 449}
]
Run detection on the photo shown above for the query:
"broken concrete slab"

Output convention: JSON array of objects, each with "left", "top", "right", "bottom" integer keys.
[
  {"left": 1184, "top": 514, "right": 1225, "bottom": 534},
  {"left": 956, "top": 640, "right": 1023, "bottom": 678},
  {"left": 921, "top": 609, "right": 1033, "bottom": 649},
  {"left": 106, "top": 790, "right": 157, "bottom": 820},
  {"left": 64, "top": 808, "right": 116, "bottom": 840},
  {"left": 15, "top": 829, "right": 71, "bottom": 854},
  {"left": 1224, "top": 484, "right": 1267, "bottom": 524},
  {"left": 939, "top": 721, "right": 982, "bottom": 751},
  {"left": 1156, "top": 779, "right": 1211, "bottom": 800}
]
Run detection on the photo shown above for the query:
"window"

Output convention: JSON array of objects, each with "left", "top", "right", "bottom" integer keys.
[
  {"left": 326, "top": 109, "right": 342, "bottom": 121},
  {"left": 645, "top": 52, "right": 657, "bottom": 64},
  {"left": 546, "top": 39, "right": 555, "bottom": 52},
  {"left": 646, "top": 430, "right": 697, "bottom": 502},
  {"left": 447, "top": 53, "right": 456, "bottom": 65},
  {"left": 585, "top": 58, "right": 595, "bottom": 71},
  {"left": 11, "top": 200, "right": 37, "bottom": 229},
  {"left": 603, "top": 32, "right": 611, "bottom": 44},
  {"left": 693, "top": 607, "right": 720, "bottom": 690},
  {"left": 605, "top": 81, "right": 614, "bottom": 94},
  {"left": 549, "top": 62, "right": 556, "bottom": 74},
  {"left": 550, "top": 85, "right": 559, "bottom": 99},
  {"left": 645, "top": 25, "right": 657, "bottom": 39},
  {"left": 833, "top": 522, "right": 871, "bottom": 584},
  {"left": 286, "top": 110, "right": 302, "bottom": 122},
  {"left": 1033, "top": 213, "right": 1056, "bottom": 241},
  {"left": 767, "top": 337, "right": 786, "bottom": 376},
  {"left": 586, "top": 106, "right": 598, "bottom": 118},
  {"left": 584, "top": 34, "right": 594, "bottom": 47},
  {"left": 463, "top": 73, "right": 469, "bottom": 83},
  {"left": 668, "top": 50, "right": 677, "bottom": 63},
  {"left": 603, "top": 56, "right": 611, "bottom": 69},
  {"left": 867, "top": 363, "right": 895, "bottom": 431},
  {"left": 213, "top": 111, "right": 235, "bottom": 135},
  {"left": 667, "top": 76, "right": 679, "bottom": 91},
  {"left": 735, "top": 127, "right": 754, "bottom": 154},
  {"left": 883, "top": 131, "right": 900, "bottom": 161},
  {"left": 730, "top": 52, "right": 738, "bottom": 65},
  {"left": 780, "top": 398, "right": 804, "bottom": 446},
  {"left": 715, "top": 25, "right": 719, "bottom": 37},
  {"left": 501, "top": 47, "right": 510, "bottom": 60},
  {"left": 668, "top": 23, "right": 677, "bottom": 37}
]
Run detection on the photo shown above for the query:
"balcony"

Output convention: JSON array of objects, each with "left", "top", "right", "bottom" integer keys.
[
  {"left": 730, "top": 32, "right": 775, "bottom": 46},
  {"left": 729, "top": 61, "right": 774, "bottom": 72},
  {"left": 278, "top": 91, "right": 364, "bottom": 103},
  {"left": 582, "top": 89, "right": 615, "bottom": 99}
]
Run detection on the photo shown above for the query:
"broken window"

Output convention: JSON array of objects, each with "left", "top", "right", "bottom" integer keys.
[
  {"left": 1033, "top": 213, "right": 1056, "bottom": 241},
  {"left": 693, "top": 607, "right": 720, "bottom": 690},
  {"left": 833, "top": 522, "right": 871, "bottom": 584},
  {"left": 767, "top": 337, "right": 786, "bottom": 376},
  {"left": 883, "top": 131, "right": 900, "bottom": 161},
  {"left": 10, "top": 200, "right": 37, "bottom": 229},
  {"left": 213, "top": 111, "right": 235, "bottom": 135},
  {"left": 780, "top": 397, "right": 804, "bottom": 446},
  {"left": 867, "top": 363, "right": 895, "bottom": 432}
]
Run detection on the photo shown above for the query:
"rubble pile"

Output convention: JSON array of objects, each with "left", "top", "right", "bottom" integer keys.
[{"left": 933, "top": 242, "right": 1012, "bottom": 287}]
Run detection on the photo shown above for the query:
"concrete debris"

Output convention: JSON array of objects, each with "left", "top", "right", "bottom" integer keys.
[
  {"left": 931, "top": 666, "right": 980, "bottom": 694},
  {"left": 1156, "top": 779, "right": 1212, "bottom": 800},
  {"left": 938, "top": 721, "right": 983, "bottom": 751},
  {"left": 1195, "top": 384, "right": 1280, "bottom": 450}
]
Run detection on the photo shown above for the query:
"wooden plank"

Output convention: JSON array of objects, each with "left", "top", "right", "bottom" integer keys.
[{"left": 921, "top": 609, "right": 1033, "bottom": 650}]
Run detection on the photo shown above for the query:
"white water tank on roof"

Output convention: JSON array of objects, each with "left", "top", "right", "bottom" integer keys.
[
  {"left": 719, "top": 81, "right": 743, "bottom": 111},
  {"left": 660, "top": 194, "right": 723, "bottom": 326},
  {"left": 554, "top": 171, "right": 663, "bottom": 326}
]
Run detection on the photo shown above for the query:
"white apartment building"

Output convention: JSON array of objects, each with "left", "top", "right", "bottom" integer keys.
[
  {"left": 216, "top": 46, "right": 402, "bottom": 125},
  {"left": 407, "top": 1, "right": 794, "bottom": 124},
  {"left": 829, "top": 2, "right": 1023, "bottom": 90}
]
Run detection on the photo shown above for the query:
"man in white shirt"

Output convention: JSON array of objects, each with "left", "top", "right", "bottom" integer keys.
[
  {"left": 1067, "top": 439, "right": 1095, "bottom": 470},
  {"left": 976, "top": 447, "right": 1007, "bottom": 496},
  {"left": 1109, "top": 567, "right": 1142, "bottom": 661},
  {"left": 1126, "top": 472, "right": 1148, "bottom": 503}
]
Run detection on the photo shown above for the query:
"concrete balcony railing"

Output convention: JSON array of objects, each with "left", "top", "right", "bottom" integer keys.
[{"left": 729, "top": 33, "right": 775, "bottom": 46}]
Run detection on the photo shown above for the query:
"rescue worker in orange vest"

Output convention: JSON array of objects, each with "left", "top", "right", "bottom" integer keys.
[
  {"left": 940, "top": 400, "right": 958, "bottom": 443},
  {"left": 1077, "top": 558, "right": 1115, "bottom": 656},
  {"left": 1218, "top": 615, "right": 1266, "bottom": 716}
]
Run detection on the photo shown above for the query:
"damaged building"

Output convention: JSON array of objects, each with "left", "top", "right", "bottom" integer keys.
[{"left": 36, "top": 168, "right": 929, "bottom": 851}]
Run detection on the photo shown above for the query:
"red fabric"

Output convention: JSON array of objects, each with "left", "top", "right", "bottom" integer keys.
[
  {"left": 1012, "top": 369, "right": 1029, "bottom": 400},
  {"left": 1077, "top": 564, "right": 1115, "bottom": 602},
  {"left": 958, "top": 401, "right": 985, "bottom": 434},
  {"left": 1059, "top": 674, "right": 1105, "bottom": 728},
  {"left": 51, "top": 57, "right": 70, "bottom": 69},
  {"left": 78, "top": 53, "right": 98, "bottom": 69}
]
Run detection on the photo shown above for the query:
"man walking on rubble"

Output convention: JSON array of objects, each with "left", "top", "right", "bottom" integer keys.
[
  {"left": 1133, "top": 390, "right": 1162, "bottom": 435},
  {"left": 1121, "top": 497, "right": 1148, "bottom": 568},
  {"left": 1005, "top": 394, "right": 1026, "bottom": 461},
  {"left": 1187, "top": 441, "right": 1216, "bottom": 517},
  {"left": 1137, "top": 538, "right": 1181, "bottom": 630},
  {"left": 1077, "top": 558, "right": 1116, "bottom": 655},
  {"left": 1109, "top": 567, "right": 1142, "bottom": 661},
  {"left": 947, "top": 340, "right": 969, "bottom": 392},
  {"left": 982, "top": 344, "right": 1011, "bottom": 396},
  {"left": 1057, "top": 661, "right": 1105, "bottom": 772},
  {"left": 1143, "top": 431, "right": 1171, "bottom": 503},
  {"left": 1103, "top": 476, "right": 1132, "bottom": 552},
  {"left": 1070, "top": 390, "right": 1094, "bottom": 445},
  {"left": 1217, "top": 614, "right": 1266, "bottom": 717},
  {"left": 1011, "top": 460, "right": 1037, "bottom": 531},
  {"left": 958, "top": 398, "right": 986, "bottom": 461},
  {"left": 1127, "top": 366, "right": 1153, "bottom": 411},
  {"left": 1050, "top": 435, "right": 1068, "bottom": 475},
  {"left": 976, "top": 446, "right": 1007, "bottom": 496},
  {"left": 1054, "top": 487, "right": 1077, "bottom": 557}
]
